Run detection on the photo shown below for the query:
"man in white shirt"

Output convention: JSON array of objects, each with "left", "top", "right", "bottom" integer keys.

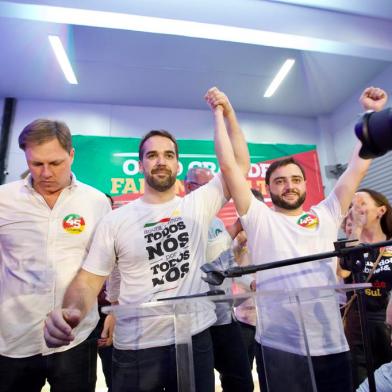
[
  {"left": 0, "top": 119, "right": 111, "bottom": 392},
  {"left": 43, "top": 88, "right": 250, "bottom": 392},
  {"left": 208, "top": 86, "right": 388, "bottom": 392}
]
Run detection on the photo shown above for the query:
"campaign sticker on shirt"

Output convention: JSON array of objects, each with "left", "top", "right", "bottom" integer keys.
[
  {"left": 63, "top": 214, "right": 86, "bottom": 234},
  {"left": 382, "top": 246, "right": 392, "bottom": 257},
  {"left": 297, "top": 213, "right": 319, "bottom": 229}
]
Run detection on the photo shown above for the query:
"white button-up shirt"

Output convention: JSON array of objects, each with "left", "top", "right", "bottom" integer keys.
[{"left": 0, "top": 174, "right": 111, "bottom": 357}]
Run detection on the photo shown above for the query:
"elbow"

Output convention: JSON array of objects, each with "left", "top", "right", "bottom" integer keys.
[{"left": 219, "top": 161, "right": 235, "bottom": 177}]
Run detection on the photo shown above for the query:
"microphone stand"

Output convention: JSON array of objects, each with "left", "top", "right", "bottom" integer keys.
[
  {"left": 204, "top": 239, "right": 392, "bottom": 282},
  {"left": 201, "top": 238, "right": 392, "bottom": 392}
]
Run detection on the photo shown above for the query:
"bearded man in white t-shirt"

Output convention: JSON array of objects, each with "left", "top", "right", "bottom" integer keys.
[
  {"left": 43, "top": 88, "right": 250, "bottom": 392},
  {"left": 207, "top": 86, "right": 388, "bottom": 392}
]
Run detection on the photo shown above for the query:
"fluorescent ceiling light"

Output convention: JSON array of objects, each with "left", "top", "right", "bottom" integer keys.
[
  {"left": 48, "top": 35, "right": 78, "bottom": 85},
  {"left": 264, "top": 59, "right": 295, "bottom": 98},
  {"left": 0, "top": 2, "right": 348, "bottom": 54}
]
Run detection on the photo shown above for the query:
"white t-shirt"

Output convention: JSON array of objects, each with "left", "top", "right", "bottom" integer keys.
[
  {"left": 241, "top": 192, "right": 349, "bottom": 356},
  {"left": 206, "top": 217, "right": 232, "bottom": 263},
  {"left": 206, "top": 217, "right": 233, "bottom": 325},
  {"left": 83, "top": 174, "right": 227, "bottom": 350},
  {"left": 0, "top": 175, "right": 111, "bottom": 357}
]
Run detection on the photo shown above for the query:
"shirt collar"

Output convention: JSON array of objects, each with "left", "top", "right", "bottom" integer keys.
[{"left": 23, "top": 172, "right": 78, "bottom": 191}]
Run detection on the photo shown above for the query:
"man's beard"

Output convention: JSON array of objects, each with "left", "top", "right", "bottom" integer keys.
[
  {"left": 270, "top": 190, "right": 306, "bottom": 210},
  {"left": 145, "top": 167, "right": 177, "bottom": 192}
]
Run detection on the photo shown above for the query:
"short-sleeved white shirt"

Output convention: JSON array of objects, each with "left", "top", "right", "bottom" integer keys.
[
  {"left": 83, "top": 174, "right": 227, "bottom": 350},
  {"left": 0, "top": 175, "right": 111, "bottom": 357},
  {"left": 241, "top": 192, "right": 349, "bottom": 356}
]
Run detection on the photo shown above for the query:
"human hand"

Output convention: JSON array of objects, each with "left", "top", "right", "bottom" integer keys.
[
  {"left": 359, "top": 87, "right": 388, "bottom": 112},
  {"left": 204, "top": 86, "right": 233, "bottom": 116},
  {"left": 97, "top": 314, "right": 115, "bottom": 347},
  {"left": 345, "top": 195, "right": 367, "bottom": 238},
  {"left": 44, "top": 308, "right": 81, "bottom": 348}
]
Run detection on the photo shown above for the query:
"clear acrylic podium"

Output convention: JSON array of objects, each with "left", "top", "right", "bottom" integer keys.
[{"left": 103, "top": 283, "right": 370, "bottom": 392}]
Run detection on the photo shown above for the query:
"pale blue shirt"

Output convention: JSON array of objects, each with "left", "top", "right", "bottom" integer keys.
[{"left": 357, "top": 362, "right": 392, "bottom": 392}]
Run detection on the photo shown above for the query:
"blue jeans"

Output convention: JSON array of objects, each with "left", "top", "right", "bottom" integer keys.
[
  {"left": 112, "top": 329, "right": 214, "bottom": 392},
  {"left": 255, "top": 343, "right": 352, "bottom": 392},
  {"left": 210, "top": 320, "right": 254, "bottom": 391},
  {"left": 0, "top": 336, "right": 97, "bottom": 392}
]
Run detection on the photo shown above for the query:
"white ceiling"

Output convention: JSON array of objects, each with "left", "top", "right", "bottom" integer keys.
[{"left": 1, "top": 0, "right": 392, "bottom": 117}]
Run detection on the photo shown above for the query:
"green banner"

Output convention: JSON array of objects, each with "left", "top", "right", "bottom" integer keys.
[{"left": 72, "top": 135, "right": 324, "bottom": 224}]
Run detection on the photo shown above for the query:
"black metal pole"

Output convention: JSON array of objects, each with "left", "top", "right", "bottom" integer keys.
[
  {"left": 353, "top": 272, "right": 377, "bottom": 392},
  {"left": 0, "top": 98, "right": 16, "bottom": 185},
  {"left": 222, "top": 239, "right": 392, "bottom": 278}
]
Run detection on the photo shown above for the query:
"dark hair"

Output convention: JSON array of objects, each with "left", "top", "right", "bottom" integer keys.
[
  {"left": 251, "top": 188, "right": 264, "bottom": 202},
  {"left": 357, "top": 188, "right": 392, "bottom": 238},
  {"left": 265, "top": 157, "right": 306, "bottom": 185},
  {"left": 18, "top": 119, "right": 72, "bottom": 153},
  {"left": 138, "top": 130, "right": 179, "bottom": 161}
]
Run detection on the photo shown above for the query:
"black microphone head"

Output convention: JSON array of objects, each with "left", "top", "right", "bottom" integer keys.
[{"left": 356, "top": 108, "right": 392, "bottom": 159}]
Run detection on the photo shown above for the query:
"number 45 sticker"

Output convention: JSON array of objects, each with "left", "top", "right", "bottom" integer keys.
[{"left": 63, "top": 214, "right": 86, "bottom": 234}]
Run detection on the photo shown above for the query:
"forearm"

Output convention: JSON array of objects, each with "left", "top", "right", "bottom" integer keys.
[
  {"left": 225, "top": 111, "right": 250, "bottom": 175},
  {"left": 44, "top": 269, "right": 106, "bottom": 348},
  {"left": 205, "top": 86, "right": 250, "bottom": 176},
  {"left": 214, "top": 108, "right": 252, "bottom": 215},
  {"left": 214, "top": 110, "right": 238, "bottom": 175},
  {"left": 207, "top": 87, "right": 252, "bottom": 215},
  {"left": 63, "top": 269, "right": 106, "bottom": 319},
  {"left": 334, "top": 142, "right": 372, "bottom": 214},
  {"left": 348, "top": 142, "right": 372, "bottom": 178}
]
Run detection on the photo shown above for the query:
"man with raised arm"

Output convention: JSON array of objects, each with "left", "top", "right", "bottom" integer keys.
[
  {"left": 44, "top": 88, "right": 250, "bottom": 392},
  {"left": 207, "top": 86, "right": 388, "bottom": 392}
]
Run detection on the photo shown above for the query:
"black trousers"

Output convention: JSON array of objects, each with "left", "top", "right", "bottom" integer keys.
[
  {"left": 237, "top": 320, "right": 256, "bottom": 368},
  {"left": 0, "top": 337, "right": 97, "bottom": 392},
  {"left": 345, "top": 309, "right": 392, "bottom": 389},
  {"left": 112, "top": 328, "right": 214, "bottom": 392},
  {"left": 255, "top": 343, "right": 352, "bottom": 392},
  {"left": 210, "top": 320, "right": 254, "bottom": 392}
]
